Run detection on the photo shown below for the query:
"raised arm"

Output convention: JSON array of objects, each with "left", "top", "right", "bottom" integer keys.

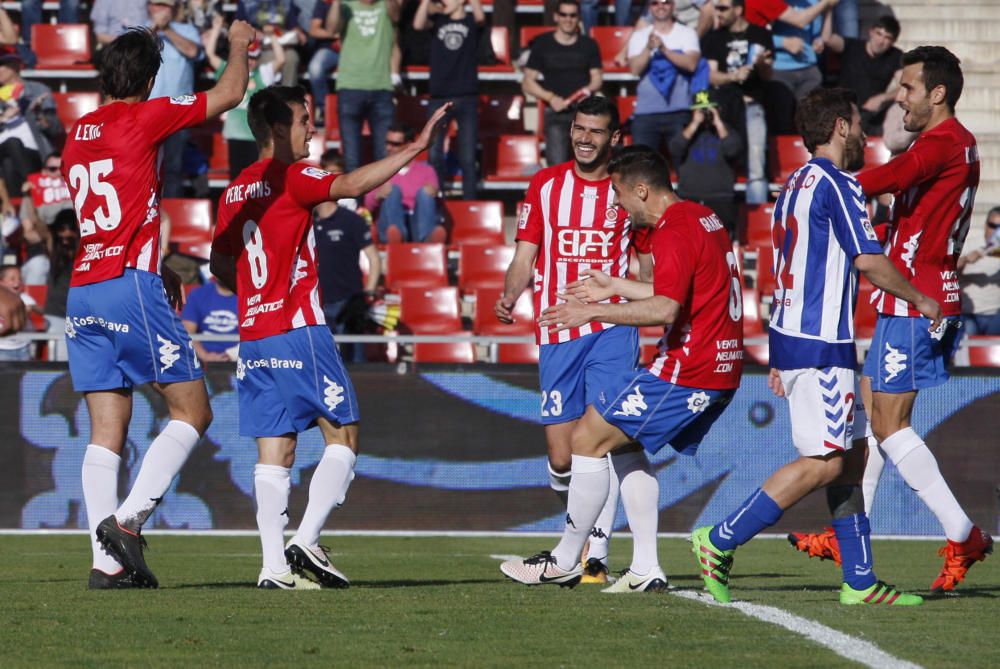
[
  {"left": 329, "top": 102, "right": 451, "bottom": 198},
  {"left": 205, "top": 20, "right": 254, "bottom": 118},
  {"left": 777, "top": 0, "right": 838, "bottom": 30},
  {"left": 412, "top": 0, "right": 434, "bottom": 31},
  {"left": 202, "top": 14, "right": 225, "bottom": 71},
  {"left": 326, "top": 0, "right": 344, "bottom": 38}
]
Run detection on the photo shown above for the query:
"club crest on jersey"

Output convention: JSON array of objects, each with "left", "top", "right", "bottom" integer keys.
[
  {"left": 604, "top": 207, "right": 619, "bottom": 226},
  {"left": 302, "top": 166, "right": 332, "bottom": 180},
  {"left": 517, "top": 203, "right": 531, "bottom": 230},
  {"left": 687, "top": 391, "right": 711, "bottom": 414},
  {"left": 169, "top": 94, "right": 197, "bottom": 106}
]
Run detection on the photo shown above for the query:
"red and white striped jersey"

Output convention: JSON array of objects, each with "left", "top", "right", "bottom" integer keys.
[
  {"left": 857, "top": 117, "right": 980, "bottom": 318},
  {"left": 63, "top": 94, "right": 208, "bottom": 286},
  {"left": 213, "top": 159, "right": 337, "bottom": 341},
  {"left": 516, "top": 162, "right": 637, "bottom": 345}
]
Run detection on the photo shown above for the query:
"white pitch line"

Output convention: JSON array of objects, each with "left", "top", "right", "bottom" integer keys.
[
  {"left": 669, "top": 590, "right": 922, "bottom": 669},
  {"left": 489, "top": 554, "right": 523, "bottom": 562}
]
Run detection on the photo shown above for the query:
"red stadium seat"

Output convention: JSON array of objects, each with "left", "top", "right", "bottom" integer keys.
[
  {"left": 446, "top": 200, "right": 505, "bottom": 246},
  {"left": 616, "top": 95, "right": 636, "bottom": 130},
  {"left": 770, "top": 135, "right": 811, "bottom": 183},
  {"left": 590, "top": 27, "right": 632, "bottom": 73},
  {"left": 473, "top": 287, "right": 533, "bottom": 335},
  {"left": 395, "top": 94, "right": 432, "bottom": 130},
  {"left": 742, "top": 286, "right": 768, "bottom": 365},
  {"left": 207, "top": 131, "right": 229, "bottom": 181},
  {"left": 966, "top": 336, "right": 1000, "bottom": 367},
  {"left": 854, "top": 277, "right": 878, "bottom": 339},
  {"left": 744, "top": 204, "right": 774, "bottom": 248},
  {"left": 458, "top": 244, "right": 513, "bottom": 291},
  {"left": 864, "top": 136, "right": 891, "bottom": 168},
  {"left": 751, "top": 244, "right": 777, "bottom": 300},
  {"left": 497, "top": 342, "right": 539, "bottom": 364},
  {"left": 324, "top": 94, "right": 340, "bottom": 142},
  {"left": 161, "top": 198, "right": 213, "bottom": 260},
  {"left": 32, "top": 24, "right": 93, "bottom": 69},
  {"left": 398, "top": 286, "right": 462, "bottom": 334},
  {"left": 483, "top": 135, "right": 540, "bottom": 181},
  {"left": 519, "top": 26, "right": 554, "bottom": 49},
  {"left": 412, "top": 337, "right": 477, "bottom": 363},
  {"left": 52, "top": 91, "right": 100, "bottom": 130},
  {"left": 384, "top": 243, "right": 448, "bottom": 289},
  {"left": 479, "top": 95, "right": 525, "bottom": 138},
  {"left": 24, "top": 284, "right": 47, "bottom": 311},
  {"left": 480, "top": 26, "right": 513, "bottom": 73}
]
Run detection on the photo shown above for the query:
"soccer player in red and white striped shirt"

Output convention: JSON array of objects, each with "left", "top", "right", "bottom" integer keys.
[{"left": 496, "top": 96, "right": 651, "bottom": 583}]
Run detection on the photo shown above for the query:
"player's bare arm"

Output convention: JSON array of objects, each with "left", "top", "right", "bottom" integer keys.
[
  {"left": 204, "top": 19, "right": 254, "bottom": 118},
  {"left": 564, "top": 268, "right": 654, "bottom": 303},
  {"left": 209, "top": 251, "right": 238, "bottom": 294},
  {"left": 329, "top": 102, "right": 452, "bottom": 199},
  {"left": 854, "top": 252, "right": 943, "bottom": 328},
  {"left": 496, "top": 240, "right": 537, "bottom": 324},
  {"left": 539, "top": 294, "right": 678, "bottom": 333}
]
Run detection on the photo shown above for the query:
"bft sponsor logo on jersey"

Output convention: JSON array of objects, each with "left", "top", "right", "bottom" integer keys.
[{"left": 556, "top": 228, "right": 616, "bottom": 262}]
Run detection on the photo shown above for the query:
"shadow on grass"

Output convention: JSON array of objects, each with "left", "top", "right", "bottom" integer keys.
[{"left": 169, "top": 578, "right": 504, "bottom": 590}]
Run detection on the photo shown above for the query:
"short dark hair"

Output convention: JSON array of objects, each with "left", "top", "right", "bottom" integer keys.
[
  {"left": 387, "top": 123, "right": 416, "bottom": 142},
  {"left": 795, "top": 87, "right": 857, "bottom": 153},
  {"left": 320, "top": 149, "right": 344, "bottom": 172},
  {"left": 872, "top": 15, "right": 901, "bottom": 40},
  {"left": 988, "top": 206, "right": 1000, "bottom": 220},
  {"left": 607, "top": 145, "right": 672, "bottom": 191},
  {"left": 0, "top": 264, "right": 19, "bottom": 277},
  {"left": 98, "top": 28, "right": 163, "bottom": 100},
  {"left": 730, "top": 0, "right": 745, "bottom": 8},
  {"left": 574, "top": 95, "right": 620, "bottom": 133},
  {"left": 902, "top": 46, "right": 963, "bottom": 112},
  {"left": 247, "top": 85, "right": 308, "bottom": 146},
  {"left": 556, "top": 0, "right": 581, "bottom": 8}
]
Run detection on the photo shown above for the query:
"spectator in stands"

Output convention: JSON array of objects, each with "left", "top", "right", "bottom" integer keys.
[
  {"left": 18, "top": 153, "right": 72, "bottom": 286},
  {"left": 413, "top": 0, "right": 484, "bottom": 200},
  {"left": 204, "top": 17, "right": 283, "bottom": 177},
  {"left": 615, "top": 0, "right": 714, "bottom": 36},
  {"left": 701, "top": 0, "right": 773, "bottom": 205},
  {"left": 0, "top": 264, "right": 37, "bottom": 360},
  {"left": 20, "top": 152, "right": 71, "bottom": 227},
  {"left": 92, "top": 0, "right": 150, "bottom": 48},
  {"left": 958, "top": 207, "right": 1000, "bottom": 337},
  {"left": 185, "top": 0, "right": 225, "bottom": 33},
  {"left": 307, "top": 0, "right": 340, "bottom": 127},
  {"left": 766, "top": 0, "right": 830, "bottom": 134},
  {"left": 0, "top": 53, "right": 60, "bottom": 194},
  {"left": 824, "top": 15, "right": 902, "bottom": 135},
  {"left": 147, "top": 0, "right": 204, "bottom": 198},
  {"left": 181, "top": 279, "right": 240, "bottom": 362},
  {"left": 626, "top": 0, "right": 704, "bottom": 164},
  {"left": 0, "top": 8, "right": 27, "bottom": 67},
  {"left": 40, "top": 209, "right": 77, "bottom": 361},
  {"left": 328, "top": 0, "right": 399, "bottom": 173},
  {"left": 314, "top": 150, "right": 381, "bottom": 362},
  {"left": 669, "top": 90, "right": 743, "bottom": 236},
  {"left": 237, "top": 0, "right": 305, "bottom": 85},
  {"left": 522, "top": 2, "right": 602, "bottom": 167},
  {"left": 364, "top": 124, "right": 444, "bottom": 243}
]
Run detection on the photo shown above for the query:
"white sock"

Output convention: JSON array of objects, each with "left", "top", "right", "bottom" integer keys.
[
  {"left": 294, "top": 444, "right": 356, "bottom": 547},
  {"left": 862, "top": 436, "right": 885, "bottom": 516},
  {"left": 612, "top": 449, "right": 660, "bottom": 576},
  {"left": 881, "top": 427, "right": 974, "bottom": 542},
  {"left": 551, "top": 455, "right": 609, "bottom": 570},
  {"left": 115, "top": 420, "right": 200, "bottom": 532},
  {"left": 586, "top": 455, "right": 618, "bottom": 565},
  {"left": 81, "top": 445, "right": 123, "bottom": 573},
  {"left": 548, "top": 462, "right": 571, "bottom": 506},
  {"left": 255, "top": 464, "right": 291, "bottom": 574}
]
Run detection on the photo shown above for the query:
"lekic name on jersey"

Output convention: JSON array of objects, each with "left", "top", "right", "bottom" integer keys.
[
  {"left": 74, "top": 123, "right": 104, "bottom": 141},
  {"left": 225, "top": 180, "right": 273, "bottom": 205}
]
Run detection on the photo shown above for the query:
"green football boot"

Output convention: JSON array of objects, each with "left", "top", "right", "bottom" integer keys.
[{"left": 691, "top": 526, "right": 735, "bottom": 603}]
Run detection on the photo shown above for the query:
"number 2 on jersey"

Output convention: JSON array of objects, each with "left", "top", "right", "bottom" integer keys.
[
  {"left": 541, "top": 390, "right": 563, "bottom": 417},
  {"left": 243, "top": 220, "right": 269, "bottom": 289},
  {"left": 69, "top": 159, "right": 121, "bottom": 237}
]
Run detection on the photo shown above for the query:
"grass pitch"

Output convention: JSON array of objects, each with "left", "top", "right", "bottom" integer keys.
[{"left": 2, "top": 534, "right": 997, "bottom": 668}]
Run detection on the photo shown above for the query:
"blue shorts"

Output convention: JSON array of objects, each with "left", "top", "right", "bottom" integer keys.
[
  {"left": 66, "top": 269, "right": 203, "bottom": 392},
  {"left": 538, "top": 326, "right": 638, "bottom": 425},
  {"left": 596, "top": 369, "right": 735, "bottom": 456},
  {"left": 236, "top": 325, "right": 359, "bottom": 438},
  {"left": 863, "top": 315, "right": 962, "bottom": 393}
]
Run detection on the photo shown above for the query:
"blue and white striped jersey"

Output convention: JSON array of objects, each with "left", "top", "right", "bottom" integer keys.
[{"left": 768, "top": 157, "right": 883, "bottom": 370}]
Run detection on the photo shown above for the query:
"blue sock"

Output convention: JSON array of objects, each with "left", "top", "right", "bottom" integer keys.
[
  {"left": 832, "top": 513, "right": 877, "bottom": 590},
  {"left": 710, "top": 488, "right": 783, "bottom": 551}
]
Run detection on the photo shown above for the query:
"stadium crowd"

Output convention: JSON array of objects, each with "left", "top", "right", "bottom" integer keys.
[{"left": 0, "top": 0, "right": 995, "bottom": 365}]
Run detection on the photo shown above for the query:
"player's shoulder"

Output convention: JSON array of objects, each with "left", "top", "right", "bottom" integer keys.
[{"left": 528, "top": 162, "right": 571, "bottom": 190}]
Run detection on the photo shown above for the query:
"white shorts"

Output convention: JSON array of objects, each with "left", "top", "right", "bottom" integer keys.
[{"left": 779, "top": 367, "right": 867, "bottom": 457}]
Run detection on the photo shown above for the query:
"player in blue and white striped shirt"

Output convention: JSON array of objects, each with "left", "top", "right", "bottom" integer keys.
[{"left": 692, "top": 88, "right": 940, "bottom": 605}]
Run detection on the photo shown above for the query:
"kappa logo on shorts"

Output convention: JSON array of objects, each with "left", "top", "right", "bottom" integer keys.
[
  {"left": 65, "top": 318, "right": 77, "bottom": 339},
  {"left": 189, "top": 341, "right": 201, "bottom": 370},
  {"left": 687, "top": 391, "right": 710, "bottom": 414},
  {"left": 323, "top": 375, "right": 345, "bottom": 413},
  {"left": 235, "top": 357, "right": 246, "bottom": 381},
  {"left": 883, "top": 344, "right": 908, "bottom": 382},
  {"left": 157, "top": 335, "right": 180, "bottom": 373},
  {"left": 613, "top": 386, "right": 647, "bottom": 417}
]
